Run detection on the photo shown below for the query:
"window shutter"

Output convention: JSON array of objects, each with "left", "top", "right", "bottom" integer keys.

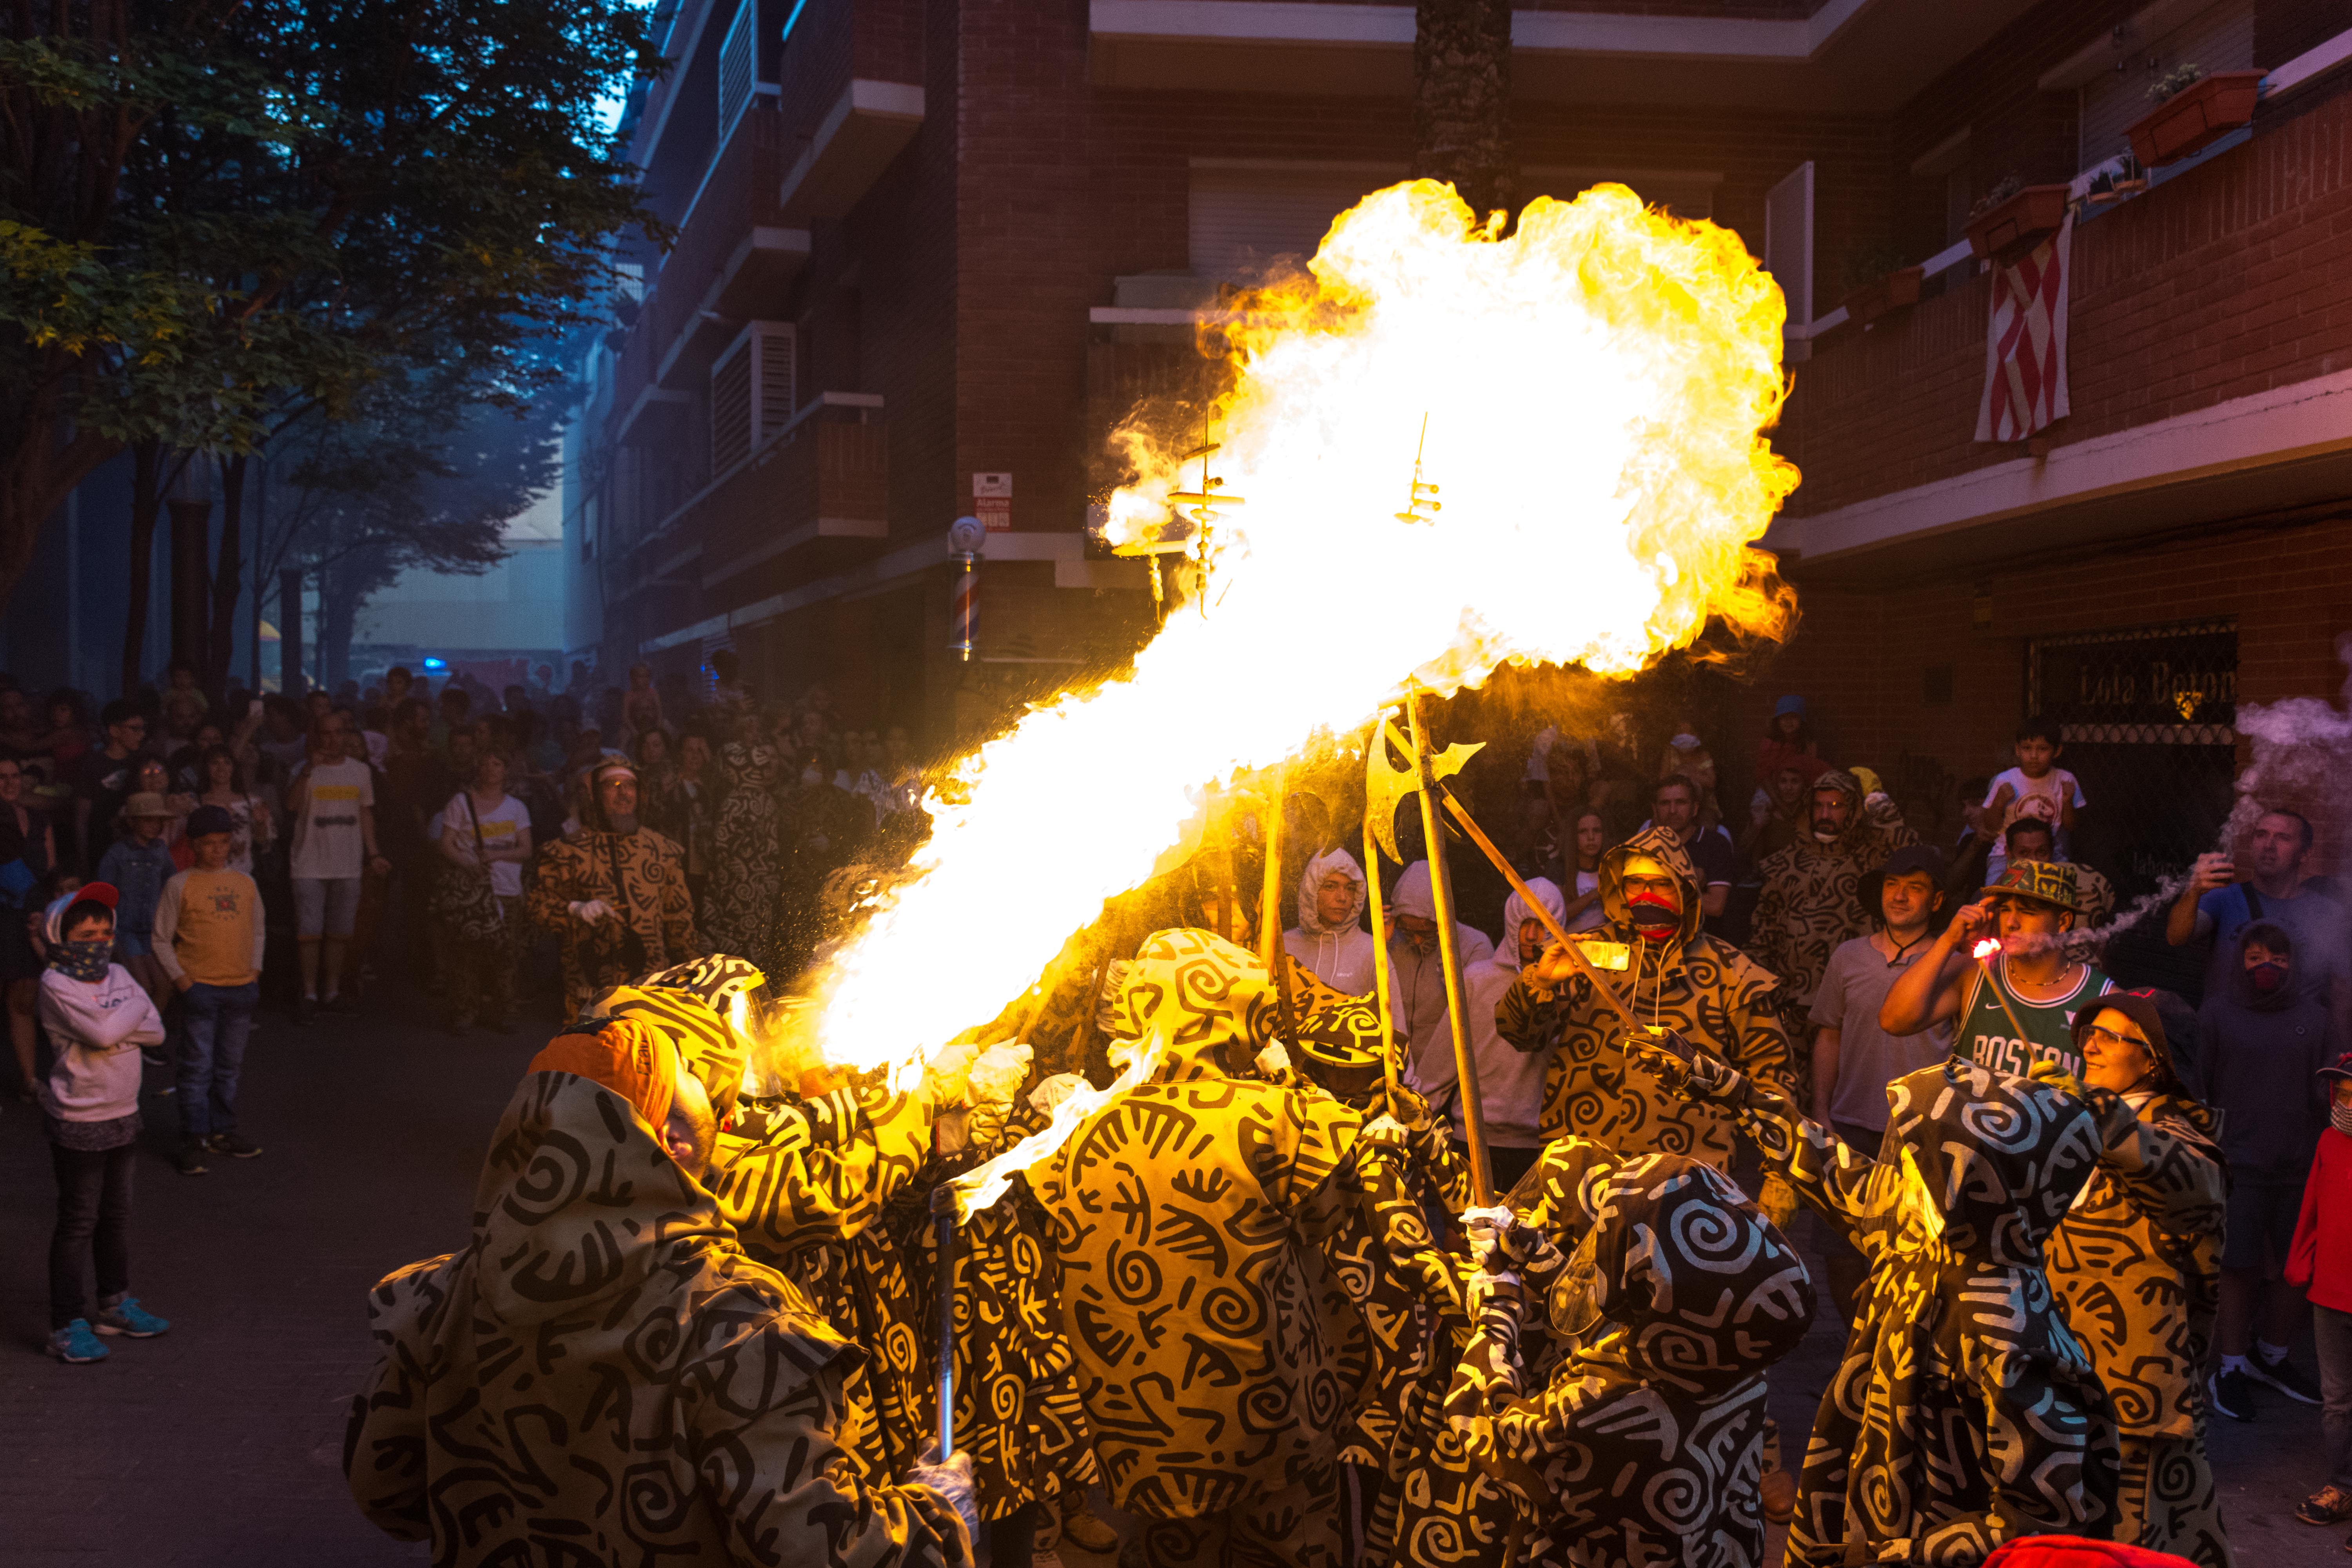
[
  {"left": 718, "top": 0, "right": 757, "bottom": 142},
  {"left": 710, "top": 322, "right": 797, "bottom": 475},
  {"left": 1187, "top": 162, "right": 1405, "bottom": 285},
  {"left": 1764, "top": 162, "right": 1815, "bottom": 331}
]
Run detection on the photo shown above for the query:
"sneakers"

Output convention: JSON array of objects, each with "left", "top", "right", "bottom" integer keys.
[
  {"left": 2209, "top": 1365, "right": 2257, "bottom": 1422},
  {"left": 94, "top": 1296, "right": 170, "bottom": 1338},
  {"left": 2299, "top": 1485, "right": 2352, "bottom": 1525},
  {"left": 175, "top": 1141, "right": 209, "bottom": 1177},
  {"left": 47, "top": 1319, "right": 107, "bottom": 1363},
  {"left": 2254, "top": 1347, "right": 2325, "bottom": 1406},
  {"left": 208, "top": 1131, "right": 262, "bottom": 1158},
  {"left": 1060, "top": 1495, "right": 1121, "bottom": 1555}
]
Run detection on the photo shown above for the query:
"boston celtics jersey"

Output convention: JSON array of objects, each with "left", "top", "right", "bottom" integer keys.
[{"left": 1957, "top": 958, "right": 2114, "bottom": 1079}]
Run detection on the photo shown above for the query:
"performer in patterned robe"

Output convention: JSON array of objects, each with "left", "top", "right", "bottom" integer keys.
[
  {"left": 344, "top": 1017, "right": 973, "bottom": 1567},
  {"left": 2048, "top": 990, "right": 2232, "bottom": 1567},
  {"left": 526, "top": 757, "right": 702, "bottom": 1016},
  {"left": 1498, "top": 825, "right": 1793, "bottom": 1171},
  {"left": 1628, "top": 1040, "right": 2123, "bottom": 1567},
  {"left": 1446, "top": 1150, "right": 1817, "bottom": 1568}
]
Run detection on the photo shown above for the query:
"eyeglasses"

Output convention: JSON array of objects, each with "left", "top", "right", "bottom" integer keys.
[{"left": 2080, "top": 1024, "right": 2149, "bottom": 1052}]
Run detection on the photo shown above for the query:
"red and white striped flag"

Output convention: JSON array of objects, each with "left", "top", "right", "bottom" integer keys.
[{"left": 1976, "top": 211, "right": 2072, "bottom": 443}]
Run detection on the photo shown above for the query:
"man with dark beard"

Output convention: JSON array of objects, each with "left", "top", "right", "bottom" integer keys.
[
  {"left": 1750, "top": 768, "right": 1917, "bottom": 1062},
  {"left": 527, "top": 757, "right": 702, "bottom": 1016},
  {"left": 344, "top": 1016, "right": 975, "bottom": 1566}
]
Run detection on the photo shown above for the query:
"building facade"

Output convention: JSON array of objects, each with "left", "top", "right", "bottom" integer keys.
[{"left": 566, "top": 0, "right": 2352, "bottom": 820}]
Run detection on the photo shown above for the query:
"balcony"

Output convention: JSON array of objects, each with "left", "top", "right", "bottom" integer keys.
[
  {"left": 1770, "top": 67, "right": 2352, "bottom": 583},
  {"left": 773, "top": 0, "right": 926, "bottom": 223}
]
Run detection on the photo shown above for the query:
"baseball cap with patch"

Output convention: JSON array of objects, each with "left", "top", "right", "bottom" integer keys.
[{"left": 1980, "top": 858, "right": 2078, "bottom": 913}]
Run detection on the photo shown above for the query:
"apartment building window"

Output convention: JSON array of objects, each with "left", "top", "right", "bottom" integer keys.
[
  {"left": 2078, "top": 0, "right": 2255, "bottom": 170},
  {"left": 710, "top": 322, "right": 797, "bottom": 474},
  {"left": 1764, "top": 162, "right": 1814, "bottom": 330},
  {"left": 718, "top": 0, "right": 759, "bottom": 142}
]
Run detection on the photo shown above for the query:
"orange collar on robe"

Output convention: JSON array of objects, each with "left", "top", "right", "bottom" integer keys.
[{"left": 528, "top": 1020, "right": 679, "bottom": 1132}]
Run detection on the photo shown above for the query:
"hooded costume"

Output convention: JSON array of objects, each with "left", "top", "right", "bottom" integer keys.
[
  {"left": 1286, "top": 847, "right": 1386, "bottom": 997},
  {"left": 1460, "top": 878, "right": 1567, "bottom": 1164},
  {"left": 1628, "top": 1044, "right": 2121, "bottom": 1567},
  {"left": 1024, "top": 928, "right": 1361, "bottom": 1565},
  {"left": 2044, "top": 990, "right": 2231, "bottom": 1568},
  {"left": 1390, "top": 859, "right": 1497, "bottom": 1105},
  {"left": 527, "top": 762, "right": 704, "bottom": 1016},
  {"left": 1447, "top": 1151, "right": 1817, "bottom": 1568},
  {"left": 1498, "top": 826, "right": 1792, "bottom": 1169},
  {"left": 344, "top": 1020, "right": 969, "bottom": 1567},
  {"left": 1749, "top": 768, "right": 1918, "bottom": 1019}
]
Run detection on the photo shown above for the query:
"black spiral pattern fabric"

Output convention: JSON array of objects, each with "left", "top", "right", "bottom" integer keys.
[
  {"left": 1749, "top": 793, "right": 1916, "bottom": 1015},
  {"left": 526, "top": 825, "right": 704, "bottom": 1016},
  {"left": 344, "top": 1070, "right": 969, "bottom": 1567},
  {"left": 1445, "top": 1151, "right": 1815, "bottom": 1568}
]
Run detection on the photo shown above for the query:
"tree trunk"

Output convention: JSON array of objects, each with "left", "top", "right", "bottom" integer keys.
[
  {"left": 320, "top": 577, "right": 360, "bottom": 691},
  {"left": 168, "top": 459, "right": 211, "bottom": 676},
  {"left": 121, "top": 443, "right": 163, "bottom": 697},
  {"left": 209, "top": 454, "right": 247, "bottom": 697},
  {"left": 280, "top": 566, "right": 307, "bottom": 697},
  {"left": 1411, "top": 0, "right": 1516, "bottom": 222}
]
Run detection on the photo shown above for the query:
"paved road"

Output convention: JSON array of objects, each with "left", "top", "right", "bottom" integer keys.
[{"left": 0, "top": 989, "right": 2343, "bottom": 1566}]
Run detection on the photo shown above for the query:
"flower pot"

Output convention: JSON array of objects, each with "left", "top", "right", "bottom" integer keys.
[
  {"left": 1966, "top": 185, "right": 2071, "bottom": 264},
  {"left": 2127, "top": 71, "right": 2265, "bottom": 167},
  {"left": 1840, "top": 265, "right": 1925, "bottom": 327}
]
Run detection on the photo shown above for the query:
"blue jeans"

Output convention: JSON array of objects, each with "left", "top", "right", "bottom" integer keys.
[{"left": 177, "top": 980, "right": 258, "bottom": 1140}]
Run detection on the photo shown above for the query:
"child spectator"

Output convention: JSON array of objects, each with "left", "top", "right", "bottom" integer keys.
[
  {"left": 153, "top": 805, "right": 266, "bottom": 1176},
  {"left": 95, "top": 791, "right": 178, "bottom": 1016},
  {"left": 2289, "top": 1051, "right": 2352, "bottom": 1530},
  {"left": 1974, "top": 718, "right": 2084, "bottom": 884},
  {"left": 36, "top": 882, "right": 170, "bottom": 1363}
]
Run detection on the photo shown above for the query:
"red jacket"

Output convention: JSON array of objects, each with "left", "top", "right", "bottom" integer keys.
[
  {"left": 2287, "top": 1128, "right": 2352, "bottom": 1313},
  {"left": 1982, "top": 1535, "right": 2199, "bottom": 1568}
]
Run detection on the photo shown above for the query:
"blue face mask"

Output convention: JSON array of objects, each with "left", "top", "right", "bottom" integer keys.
[{"left": 51, "top": 938, "right": 111, "bottom": 983}]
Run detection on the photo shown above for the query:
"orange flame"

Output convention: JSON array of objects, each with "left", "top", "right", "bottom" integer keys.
[
  {"left": 1973, "top": 938, "right": 2003, "bottom": 960},
  {"left": 801, "top": 180, "right": 1799, "bottom": 1074}
]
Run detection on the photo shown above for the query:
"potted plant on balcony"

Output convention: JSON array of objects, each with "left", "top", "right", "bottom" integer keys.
[
  {"left": 2126, "top": 63, "right": 2266, "bottom": 167},
  {"left": 1965, "top": 173, "right": 2071, "bottom": 264},
  {"left": 1837, "top": 244, "right": 1924, "bottom": 328}
]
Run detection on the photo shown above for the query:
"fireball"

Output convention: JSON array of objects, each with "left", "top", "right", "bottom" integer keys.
[{"left": 806, "top": 179, "right": 1799, "bottom": 1074}]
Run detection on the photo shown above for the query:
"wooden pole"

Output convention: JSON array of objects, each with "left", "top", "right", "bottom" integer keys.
[
  {"left": 1259, "top": 768, "right": 1299, "bottom": 1042},
  {"left": 1405, "top": 690, "right": 1492, "bottom": 1207},
  {"left": 1363, "top": 813, "right": 1400, "bottom": 1095}
]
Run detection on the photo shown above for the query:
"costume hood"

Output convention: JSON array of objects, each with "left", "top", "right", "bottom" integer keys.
[
  {"left": 1497, "top": 876, "right": 1567, "bottom": 965},
  {"left": 1598, "top": 825, "right": 1704, "bottom": 947},
  {"left": 1879, "top": 1058, "right": 2102, "bottom": 1267},
  {"left": 584, "top": 954, "right": 768, "bottom": 1120},
  {"left": 1109, "top": 927, "right": 1279, "bottom": 1081},
  {"left": 1807, "top": 768, "right": 1871, "bottom": 852},
  {"left": 1295, "top": 848, "right": 1368, "bottom": 937}
]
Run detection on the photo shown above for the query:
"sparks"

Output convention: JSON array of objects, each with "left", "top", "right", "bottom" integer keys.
[{"left": 1973, "top": 938, "right": 2003, "bottom": 960}]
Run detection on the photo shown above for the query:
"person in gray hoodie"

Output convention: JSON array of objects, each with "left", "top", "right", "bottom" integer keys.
[
  {"left": 36, "top": 882, "right": 171, "bottom": 1363},
  {"left": 1283, "top": 846, "right": 1385, "bottom": 996},
  {"left": 1387, "top": 858, "right": 1495, "bottom": 1105}
]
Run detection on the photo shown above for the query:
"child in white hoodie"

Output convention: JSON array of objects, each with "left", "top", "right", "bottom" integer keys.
[{"left": 37, "top": 882, "right": 171, "bottom": 1364}]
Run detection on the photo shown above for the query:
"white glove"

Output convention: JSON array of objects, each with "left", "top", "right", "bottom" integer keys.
[
  {"left": 1459, "top": 1204, "right": 1517, "bottom": 1267},
  {"left": 934, "top": 1108, "right": 972, "bottom": 1156},
  {"left": 1360, "top": 1112, "right": 1408, "bottom": 1147},
  {"left": 1465, "top": 1266, "right": 1523, "bottom": 1321},
  {"left": 907, "top": 1446, "right": 978, "bottom": 1542},
  {"left": 569, "top": 899, "right": 612, "bottom": 925},
  {"left": 1254, "top": 1042, "right": 1292, "bottom": 1078},
  {"left": 925, "top": 1040, "right": 980, "bottom": 1108},
  {"left": 1029, "top": 1072, "right": 1088, "bottom": 1116},
  {"left": 1865, "top": 791, "right": 1893, "bottom": 811},
  {"left": 967, "top": 1042, "right": 1033, "bottom": 1110}
]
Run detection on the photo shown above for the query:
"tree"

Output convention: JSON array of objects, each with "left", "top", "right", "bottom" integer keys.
[
  {"left": 1410, "top": 0, "right": 1516, "bottom": 221},
  {"left": 0, "top": 0, "right": 661, "bottom": 615}
]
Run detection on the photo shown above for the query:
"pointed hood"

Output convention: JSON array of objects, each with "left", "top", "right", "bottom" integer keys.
[
  {"left": 1295, "top": 847, "right": 1368, "bottom": 937},
  {"left": 1109, "top": 926, "right": 1280, "bottom": 1081},
  {"left": 1598, "top": 824, "right": 1704, "bottom": 946},
  {"left": 1877, "top": 1057, "right": 2103, "bottom": 1267}
]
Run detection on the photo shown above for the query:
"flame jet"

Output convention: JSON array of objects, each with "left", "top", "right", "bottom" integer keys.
[{"left": 809, "top": 180, "right": 1799, "bottom": 1074}]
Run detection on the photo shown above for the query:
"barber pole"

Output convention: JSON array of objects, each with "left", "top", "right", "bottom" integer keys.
[{"left": 948, "top": 515, "right": 985, "bottom": 662}]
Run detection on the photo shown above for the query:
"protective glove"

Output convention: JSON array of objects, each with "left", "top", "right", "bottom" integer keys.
[
  {"left": 1460, "top": 1204, "right": 1518, "bottom": 1267},
  {"left": 2027, "top": 1057, "right": 2089, "bottom": 1104},
  {"left": 1253, "top": 1042, "right": 1292, "bottom": 1079},
  {"left": 1029, "top": 1071, "right": 1088, "bottom": 1117},
  {"left": 966, "top": 1042, "right": 1033, "bottom": 1112},
  {"left": 908, "top": 1446, "right": 979, "bottom": 1543},
  {"left": 924, "top": 1040, "right": 980, "bottom": 1109},
  {"left": 568, "top": 899, "right": 612, "bottom": 925},
  {"left": 1623, "top": 1027, "right": 1739, "bottom": 1100}
]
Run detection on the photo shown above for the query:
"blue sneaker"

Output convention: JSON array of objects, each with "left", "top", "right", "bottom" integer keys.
[
  {"left": 94, "top": 1296, "right": 170, "bottom": 1338},
  {"left": 48, "top": 1320, "right": 108, "bottom": 1363}
]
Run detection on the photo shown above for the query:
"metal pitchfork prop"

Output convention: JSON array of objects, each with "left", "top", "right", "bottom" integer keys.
[{"left": 928, "top": 1185, "right": 956, "bottom": 1464}]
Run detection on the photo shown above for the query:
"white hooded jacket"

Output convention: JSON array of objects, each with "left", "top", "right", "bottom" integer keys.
[
  {"left": 1460, "top": 879, "right": 1565, "bottom": 1149},
  {"left": 37, "top": 898, "right": 167, "bottom": 1123},
  {"left": 1387, "top": 860, "right": 1495, "bottom": 1100},
  {"left": 1281, "top": 847, "right": 1384, "bottom": 996}
]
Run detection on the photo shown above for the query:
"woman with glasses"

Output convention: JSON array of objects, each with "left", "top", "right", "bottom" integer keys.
[{"left": 2047, "top": 991, "right": 2232, "bottom": 1566}]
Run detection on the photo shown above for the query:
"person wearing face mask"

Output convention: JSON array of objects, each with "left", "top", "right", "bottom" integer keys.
[
  {"left": 1386, "top": 858, "right": 1495, "bottom": 1105},
  {"left": 1448, "top": 1151, "right": 1816, "bottom": 1568},
  {"left": 2044, "top": 993, "right": 2231, "bottom": 1565},
  {"left": 1751, "top": 769, "right": 1918, "bottom": 1080},
  {"left": 2197, "top": 922, "right": 2336, "bottom": 1423},
  {"left": 343, "top": 1014, "right": 977, "bottom": 1566},
  {"left": 1626, "top": 1040, "right": 2123, "bottom": 1567},
  {"left": 1497, "top": 825, "right": 1793, "bottom": 1172},
  {"left": 1283, "top": 847, "right": 1383, "bottom": 996},
  {"left": 525, "top": 758, "right": 703, "bottom": 1016}
]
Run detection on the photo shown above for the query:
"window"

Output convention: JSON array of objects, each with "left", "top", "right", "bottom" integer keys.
[
  {"left": 1764, "top": 162, "right": 1814, "bottom": 330},
  {"left": 709, "top": 322, "right": 797, "bottom": 474},
  {"left": 718, "top": 0, "right": 758, "bottom": 143}
]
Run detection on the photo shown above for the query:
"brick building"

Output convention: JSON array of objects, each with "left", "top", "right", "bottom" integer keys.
[{"left": 566, "top": 0, "right": 2352, "bottom": 885}]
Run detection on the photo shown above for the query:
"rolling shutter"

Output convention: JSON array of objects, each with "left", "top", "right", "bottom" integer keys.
[{"left": 710, "top": 322, "right": 796, "bottom": 474}]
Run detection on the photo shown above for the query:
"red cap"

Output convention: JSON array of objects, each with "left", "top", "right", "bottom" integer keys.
[{"left": 69, "top": 882, "right": 119, "bottom": 911}]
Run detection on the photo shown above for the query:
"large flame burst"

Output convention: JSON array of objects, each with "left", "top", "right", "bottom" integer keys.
[{"left": 809, "top": 180, "right": 1798, "bottom": 1072}]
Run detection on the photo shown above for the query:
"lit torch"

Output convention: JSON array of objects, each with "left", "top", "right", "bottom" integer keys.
[{"left": 1971, "top": 936, "right": 2036, "bottom": 1045}]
